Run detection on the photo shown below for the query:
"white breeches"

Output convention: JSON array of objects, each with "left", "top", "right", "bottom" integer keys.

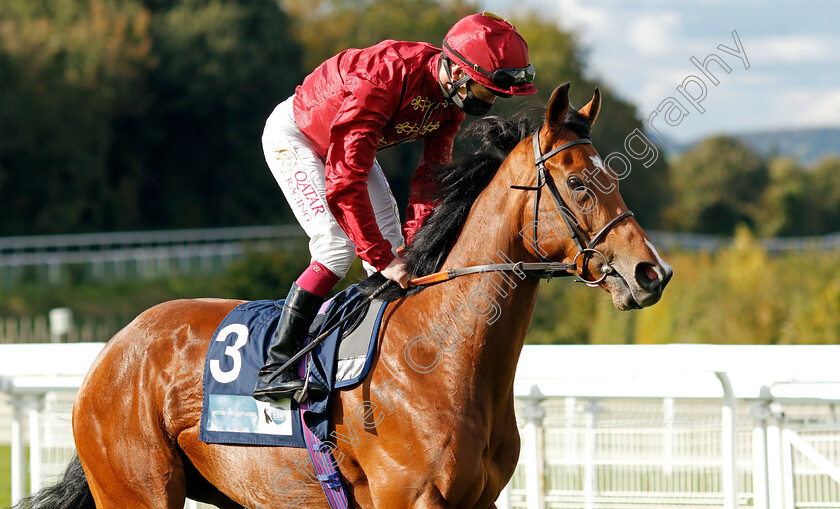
[{"left": 262, "top": 97, "right": 405, "bottom": 278}]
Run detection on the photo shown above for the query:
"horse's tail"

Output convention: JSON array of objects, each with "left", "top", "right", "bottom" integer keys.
[{"left": 8, "top": 454, "right": 95, "bottom": 509}]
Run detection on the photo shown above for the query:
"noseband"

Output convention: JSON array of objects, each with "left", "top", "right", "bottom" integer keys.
[
  {"left": 511, "top": 128, "right": 634, "bottom": 285},
  {"left": 407, "top": 125, "right": 634, "bottom": 288}
]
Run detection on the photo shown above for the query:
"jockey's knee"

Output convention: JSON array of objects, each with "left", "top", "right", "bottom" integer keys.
[{"left": 308, "top": 239, "right": 356, "bottom": 279}]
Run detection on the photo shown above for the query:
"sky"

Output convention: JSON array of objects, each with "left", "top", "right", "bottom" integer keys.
[{"left": 481, "top": 0, "right": 840, "bottom": 143}]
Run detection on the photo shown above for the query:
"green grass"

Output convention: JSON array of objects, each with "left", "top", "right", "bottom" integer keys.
[
  {"left": 0, "top": 445, "right": 30, "bottom": 507},
  {"left": 1, "top": 445, "right": 12, "bottom": 507}
]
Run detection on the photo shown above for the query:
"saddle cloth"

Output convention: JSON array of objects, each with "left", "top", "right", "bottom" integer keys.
[{"left": 198, "top": 285, "right": 388, "bottom": 447}]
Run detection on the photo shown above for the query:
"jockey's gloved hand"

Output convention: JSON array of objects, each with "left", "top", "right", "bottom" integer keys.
[{"left": 382, "top": 255, "right": 412, "bottom": 289}]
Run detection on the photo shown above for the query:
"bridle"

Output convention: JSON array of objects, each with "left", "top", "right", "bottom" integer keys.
[
  {"left": 275, "top": 127, "right": 637, "bottom": 399},
  {"left": 511, "top": 127, "right": 634, "bottom": 286},
  {"left": 408, "top": 125, "right": 634, "bottom": 288}
]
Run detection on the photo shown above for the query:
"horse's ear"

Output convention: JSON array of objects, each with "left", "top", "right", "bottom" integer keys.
[
  {"left": 579, "top": 86, "right": 602, "bottom": 126},
  {"left": 545, "top": 82, "right": 571, "bottom": 128}
]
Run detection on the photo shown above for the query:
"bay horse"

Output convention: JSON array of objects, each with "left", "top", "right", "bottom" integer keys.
[{"left": 18, "top": 83, "right": 671, "bottom": 509}]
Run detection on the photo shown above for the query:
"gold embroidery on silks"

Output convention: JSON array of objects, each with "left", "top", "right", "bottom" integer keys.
[
  {"left": 394, "top": 121, "right": 441, "bottom": 137},
  {"left": 378, "top": 100, "right": 448, "bottom": 148},
  {"left": 395, "top": 122, "right": 419, "bottom": 136},
  {"left": 411, "top": 96, "right": 433, "bottom": 112},
  {"left": 419, "top": 122, "right": 440, "bottom": 136},
  {"left": 411, "top": 96, "right": 451, "bottom": 111}
]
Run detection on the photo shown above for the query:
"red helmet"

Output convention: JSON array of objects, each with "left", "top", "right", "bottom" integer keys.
[{"left": 443, "top": 12, "right": 537, "bottom": 96}]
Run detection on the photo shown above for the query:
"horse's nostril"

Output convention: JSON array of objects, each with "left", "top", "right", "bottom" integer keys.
[{"left": 635, "top": 263, "right": 660, "bottom": 291}]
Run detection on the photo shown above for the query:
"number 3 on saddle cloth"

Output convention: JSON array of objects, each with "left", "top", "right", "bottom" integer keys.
[{"left": 199, "top": 285, "right": 389, "bottom": 508}]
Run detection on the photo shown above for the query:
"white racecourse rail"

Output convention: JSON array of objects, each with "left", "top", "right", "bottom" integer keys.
[{"left": 2, "top": 344, "right": 840, "bottom": 509}]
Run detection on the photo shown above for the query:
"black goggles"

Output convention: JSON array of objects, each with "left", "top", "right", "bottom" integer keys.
[{"left": 443, "top": 40, "right": 536, "bottom": 90}]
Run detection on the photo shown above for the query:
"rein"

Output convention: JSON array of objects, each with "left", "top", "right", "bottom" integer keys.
[
  {"left": 280, "top": 128, "right": 635, "bottom": 399},
  {"left": 409, "top": 126, "right": 634, "bottom": 288}
]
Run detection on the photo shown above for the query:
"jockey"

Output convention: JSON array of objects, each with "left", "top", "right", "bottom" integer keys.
[{"left": 254, "top": 12, "right": 537, "bottom": 402}]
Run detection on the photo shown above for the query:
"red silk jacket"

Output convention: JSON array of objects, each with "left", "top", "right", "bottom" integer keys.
[{"left": 293, "top": 40, "right": 465, "bottom": 271}]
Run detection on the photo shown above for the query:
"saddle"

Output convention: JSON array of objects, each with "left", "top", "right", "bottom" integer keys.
[
  {"left": 308, "top": 287, "right": 387, "bottom": 388},
  {"left": 199, "top": 284, "right": 389, "bottom": 447}
]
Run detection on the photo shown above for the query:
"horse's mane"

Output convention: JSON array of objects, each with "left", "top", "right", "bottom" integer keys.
[
  {"left": 359, "top": 105, "right": 587, "bottom": 300},
  {"left": 563, "top": 108, "right": 591, "bottom": 139}
]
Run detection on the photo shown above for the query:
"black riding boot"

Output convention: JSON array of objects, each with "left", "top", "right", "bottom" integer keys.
[{"left": 253, "top": 284, "right": 328, "bottom": 402}]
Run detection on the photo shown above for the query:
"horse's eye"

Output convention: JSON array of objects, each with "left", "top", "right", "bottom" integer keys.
[{"left": 567, "top": 176, "right": 584, "bottom": 189}]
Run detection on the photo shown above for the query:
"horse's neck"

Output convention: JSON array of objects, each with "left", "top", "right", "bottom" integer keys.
[{"left": 425, "top": 163, "right": 539, "bottom": 399}]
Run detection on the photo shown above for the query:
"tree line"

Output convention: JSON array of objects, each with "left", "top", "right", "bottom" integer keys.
[
  {"left": 4, "top": 230, "right": 839, "bottom": 345},
  {"left": 529, "top": 228, "right": 840, "bottom": 346},
  {"left": 665, "top": 137, "right": 840, "bottom": 236},
  {"left": 1, "top": 0, "right": 836, "bottom": 238}
]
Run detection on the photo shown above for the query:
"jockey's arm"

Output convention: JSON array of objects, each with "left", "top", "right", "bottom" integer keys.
[
  {"left": 403, "top": 125, "right": 459, "bottom": 244},
  {"left": 324, "top": 74, "right": 399, "bottom": 272}
]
